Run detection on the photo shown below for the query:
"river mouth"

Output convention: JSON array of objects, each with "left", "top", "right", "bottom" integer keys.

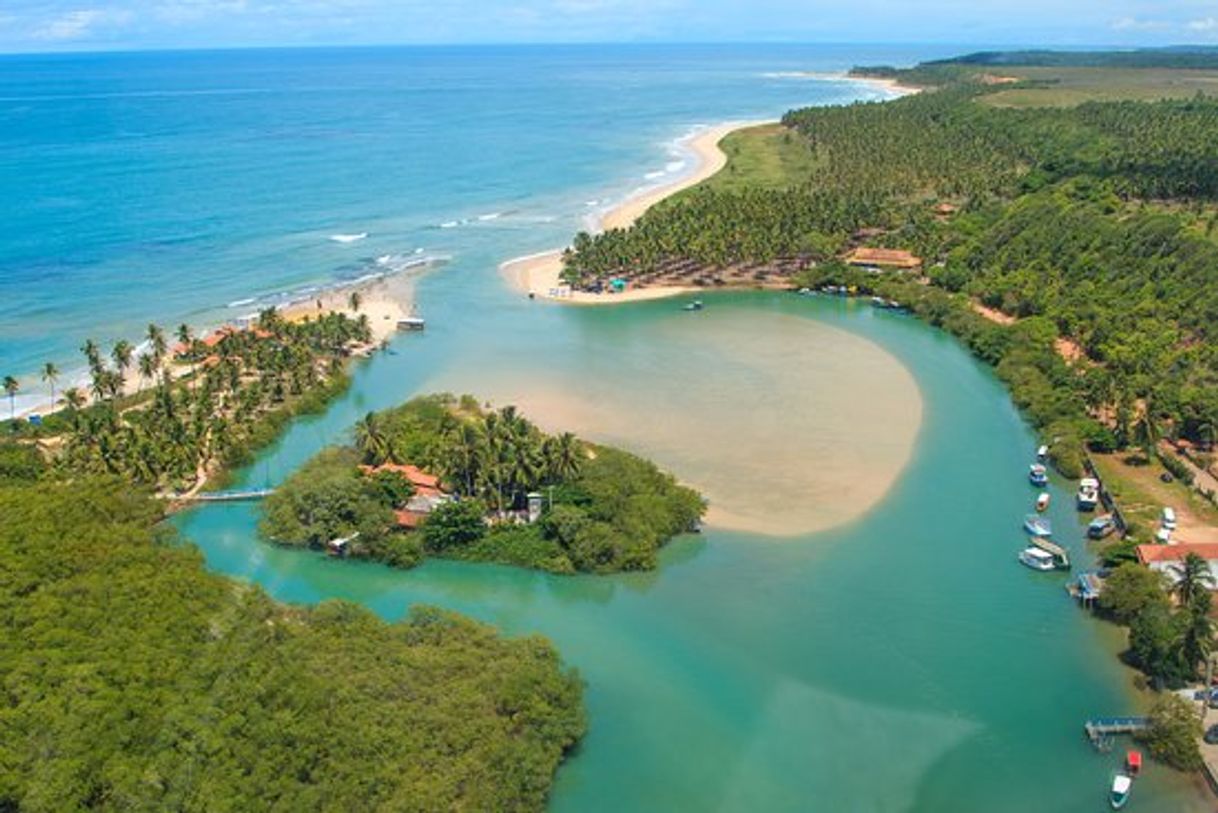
[{"left": 425, "top": 300, "right": 923, "bottom": 537}]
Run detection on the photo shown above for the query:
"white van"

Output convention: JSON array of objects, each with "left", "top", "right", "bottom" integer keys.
[{"left": 1162, "top": 507, "right": 1178, "bottom": 531}]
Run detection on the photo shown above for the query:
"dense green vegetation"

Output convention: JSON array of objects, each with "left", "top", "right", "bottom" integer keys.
[
  {"left": 1099, "top": 557, "right": 1214, "bottom": 691},
  {"left": 5, "top": 309, "right": 369, "bottom": 493},
  {"left": 261, "top": 394, "right": 704, "bottom": 574},
  {"left": 563, "top": 68, "right": 1218, "bottom": 478},
  {"left": 0, "top": 464, "right": 584, "bottom": 811}
]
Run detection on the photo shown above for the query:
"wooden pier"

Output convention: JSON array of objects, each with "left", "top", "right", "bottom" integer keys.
[{"left": 1084, "top": 717, "right": 1150, "bottom": 751}]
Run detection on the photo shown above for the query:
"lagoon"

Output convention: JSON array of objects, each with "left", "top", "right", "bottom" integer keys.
[{"left": 178, "top": 281, "right": 1208, "bottom": 811}]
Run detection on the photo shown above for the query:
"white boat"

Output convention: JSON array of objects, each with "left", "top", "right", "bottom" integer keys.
[
  {"left": 1036, "top": 492, "right": 1051, "bottom": 512},
  {"left": 1037, "top": 444, "right": 1049, "bottom": 461},
  {"left": 1109, "top": 773, "right": 1132, "bottom": 809},
  {"left": 1077, "top": 477, "right": 1100, "bottom": 511},
  {"left": 1019, "top": 547, "right": 1057, "bottom": 572},
  {"left": 1024, "top": 514, "right": 1052, "bottom": 538},
  {"left": 397, "top": 316, "right": 425, "bottom": 331},
  {"left": 1029, "top": 463, "right": 1048, "bottom": 487}
]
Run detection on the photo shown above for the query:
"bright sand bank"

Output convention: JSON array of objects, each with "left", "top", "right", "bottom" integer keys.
[
  {"left": 426, "top": 306, "right": 923, "bottom": 537},
  {"left": 500, "top": 120, "right": 768, "bottom": 305}
]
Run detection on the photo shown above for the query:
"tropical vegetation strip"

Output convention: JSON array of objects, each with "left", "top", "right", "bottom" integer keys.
[
  {"left": 562, "top": 52, "right": 1218, "bottom": 773},
  {"left": 6, "top": 308, "right": 374, "bottom": 496},
  {"left": 0, "top": 463, "right": 585, "bottom": 811},
  {"left": 260, "top": 394, "right": 706, "bottom": 574}
]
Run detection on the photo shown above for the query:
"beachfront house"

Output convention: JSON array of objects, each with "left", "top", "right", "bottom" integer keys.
[
  {"left": 843, "top": 247, "right": 922, "bottom": 272},
  {"left": 1136, "top": 543, "right": 1218, "bottom": 588}
]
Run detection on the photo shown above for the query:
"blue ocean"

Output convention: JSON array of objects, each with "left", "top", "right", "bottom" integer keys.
[{"left": 1, "top": 43, "right": 948, "bottom": 408}]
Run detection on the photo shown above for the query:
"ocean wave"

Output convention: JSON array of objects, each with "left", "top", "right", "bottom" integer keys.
[
  {"left": 476, "top": 212, "right": 503, "bottom": 222},
  {"left": 439, "top": 221, "right": 459, "bottom": 229},
  {"left": 643, "top": 171, "right": 666, "bottom": 181},
  {"left": 228, "top": 297, "right": 257, "bottom": 308},
  {"left": 665, "top": 160, "right": 687, "bottom": 173},
  {"left": 329, "top": 232, "right": 368, "bottom": 244}
]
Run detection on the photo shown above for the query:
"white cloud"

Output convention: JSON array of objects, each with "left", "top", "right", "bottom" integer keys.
[
  {"left": 1111, "top": 16, "right": 1175, "bottom": 31},
  {"left": 1188, "top": 17, "right": 1218, "bottom": 31},
  {"left": 33, "top": 9, "right": 132, "bottom": 41}
]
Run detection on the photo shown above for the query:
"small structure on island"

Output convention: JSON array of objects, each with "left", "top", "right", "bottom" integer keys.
[
  {"left": 360, "top": 462, "right": 451, "bottom": 529},
  {"left": 843, "top": 247, "right": 922, "bottom": 271},
  {"left": 527, "top": 492, "right": 544, "bottom": 524},
  {"left": 609, "top": 278, "right": 627, "bottom": 293}
]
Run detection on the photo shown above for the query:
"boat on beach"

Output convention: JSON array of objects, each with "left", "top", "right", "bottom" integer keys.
[
  {"left": 1023, "top": 514, "right": 1052, "bottom": 538},
  {"left": 1019, "top": 547, "right": 1057, "bottom": 571},
  {"left": 1036, "top": 492, "right": 1050, "bottom": 512},
  {"left": 1109, "top": 773, "right": 1132, "bottom": 809},
  {"left": 1029, "top": 463, "right": 1048, "bottom": 487}
]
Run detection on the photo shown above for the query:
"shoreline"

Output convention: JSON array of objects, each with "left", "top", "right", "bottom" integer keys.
[
  {"left": 10, "top": 267, "right": 426, "bottom": 420},
  {"left": 500, "top": 120, "right": 768, "bottom": 305},
  {"left": 500, "top": 73, "right": 919, "bottom": 306}
]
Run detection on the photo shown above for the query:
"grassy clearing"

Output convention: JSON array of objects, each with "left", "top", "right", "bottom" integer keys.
[
  {"left": 1090, "top": 452, "right": 1218, "bottom": 542},
  {"left": 700, "top": 123, "right": 818, "bottom": 191},
  {"left": 981, "top": 67, "right": 1218, "bottom": 108}
]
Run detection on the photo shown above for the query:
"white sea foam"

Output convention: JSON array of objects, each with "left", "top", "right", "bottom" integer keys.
[
  {"left": 228, "top": 297, "right": 257, "bottom": 308},
  {"left": 329, "top": 232, "right": 368, "bottom": 244},
  {"left": 476, "top": 212, "right": 503, "bottom": 222},
  {"left": 643, "top": 170, "right": 666, "bottom": 180},
  {"left": 665, "top": 160, "right": 686, "bottom": 173},
  {"left": 439, "top": 221, "right": 459, "bottom": 229}
]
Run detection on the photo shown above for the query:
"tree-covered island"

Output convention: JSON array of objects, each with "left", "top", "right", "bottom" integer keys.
[{"left": 260, "top": 394, "right": 705, "bottom": 574}]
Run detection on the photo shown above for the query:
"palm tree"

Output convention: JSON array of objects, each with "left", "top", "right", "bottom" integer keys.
[
  {"left": 348, "top": 291, "right": 362, "bottom": 312},
  {"left": 547, "top": 431, "right": 584, "bottom": 481},
  {"left": 41, "top": 362, "right": 59, "bottom": 411},
  {"left": 1170, "top": 552, "right": 1216, "bottom": 607},
  {"left": 81, "top": 339, "right": 101, "bottom": 372},
  {"left": 137, "top": 353, "right": 156, "bottom": 392},
  {"left": 176, "top": 323, "right": 193, "bottom": 348},
  {"left": 354, "top": 412, "right": 393, "bottom": 465},
  {"left": 62, "top": 388, "right": 86, "bottom": 427},
  {"left": 1179, "top": 592, "right": 1215, "bottom": 678},
  {"left": 112, "top": 340, "right": 134, "bottom": 380},
  {"left": 147, "top": 324, "right": 167, "bottom": 367},
  {"left": 3, "top": 375, "right": 18, "bottom": 420}
]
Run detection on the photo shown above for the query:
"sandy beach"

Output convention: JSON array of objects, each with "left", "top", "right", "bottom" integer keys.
[
  {"left": 279, "top": 271, "right": 415, "bottom": 345},
  {"left": 500, "top": 120, "right": 769, "bottom": 305}
]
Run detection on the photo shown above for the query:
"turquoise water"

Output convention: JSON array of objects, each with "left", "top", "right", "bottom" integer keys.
[
  {"left": 2, "top": 43, "right": 932, "bottom": 409},
  {"left": 7, "top": 44, "right": 1210, "bottom": 809},
  {"left": 177, "top": 288, "right": 1207, "bottom": 811}
]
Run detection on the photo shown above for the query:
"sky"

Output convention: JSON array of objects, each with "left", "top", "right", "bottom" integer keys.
[{"left": 3, "top": 0, "right": 1218, "bottom": 53}]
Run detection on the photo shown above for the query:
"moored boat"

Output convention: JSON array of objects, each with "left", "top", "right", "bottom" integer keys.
[
  {"left": 1024, "top": 514, "right": 1052, "bottom": 538},
  {"left": 1029, "top": 463, "right": 1048, "bottom": 487},
  {"left": 1077, "top": 477, "right": 1100, "bottom": 511},
  {"left": 682, "top": 300, "right": 704, "bottom": 312},
  {"left": 1019, "top": 547, "right": 1057, "bottom": 571},
  {"left": 1088, "top": 515, "right": 1117, "bottom": 539},
  {"left": 1109, "top": 773, "right": 1132, "bottom": 809},
  {"left": 1037, "top": 444, "right": 1049, "bottom": 461},
  {"left": 1125, "top": 750, "right": 1142, "bottom": 777},
  {"left": 1036, "top": 492, "right": 1050, "bottom": 512}
]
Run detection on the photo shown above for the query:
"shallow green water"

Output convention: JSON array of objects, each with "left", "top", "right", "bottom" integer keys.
[{"left": 176, "top": 277, "right": 1209, "bottom": 811}]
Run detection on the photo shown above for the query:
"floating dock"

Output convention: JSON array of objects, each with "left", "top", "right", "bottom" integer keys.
[{"left": 1084, "top": 717, "right": 1150, "bottom": 751}]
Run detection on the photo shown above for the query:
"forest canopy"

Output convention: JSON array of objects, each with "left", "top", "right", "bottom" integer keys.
[{"left": 0, "top": 474, "right": 584, "bottom": 812}]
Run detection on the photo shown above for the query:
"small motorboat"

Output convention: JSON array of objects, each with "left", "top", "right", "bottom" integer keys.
[
  {"left": 1125, "top": 750, "right": 1142, "bottom": 777},
  {"left": 1110, "top": 773, "right": 1132, "bottom": 809},
  {"left": 682, "top": 300, "right": 704, "bottom": 312},
  {"left": 1036, "top": 492, "right": 1051, "bottom": 512},
  {"left": 1029, "top": 464, "right": 1049, "bottom": 487},
  {"left": 1019, "top": 547, "right": 1057, "bottom": 572},
  {"left": 1037, "top": 444, "right": 1049, "bottom": 461},
  {"left": 1024, "top": 514, "right": 1052, "bottom": 538},
  {"left": 1088, "top": 515, "right": 1117, "bottom": 539},
  {"left": 1077, "top": 477, "right": 1100, "bottom": 511}
]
